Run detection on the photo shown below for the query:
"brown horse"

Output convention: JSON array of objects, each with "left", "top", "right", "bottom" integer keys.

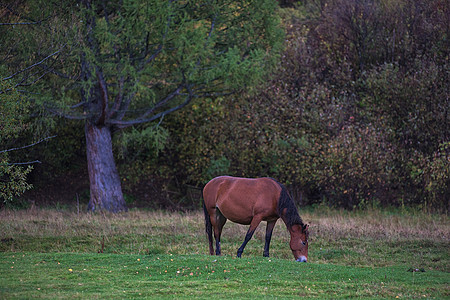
[{"left": 203, "top": 176, "right": 309, "bottom": 262}]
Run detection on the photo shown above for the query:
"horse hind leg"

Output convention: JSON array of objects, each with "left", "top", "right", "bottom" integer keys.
[
  {"left": 213, "top": 209, "right": 227, "bottom": 256},
  {"left": 203, "top": 202, "right": 214, "bottom": 255}
]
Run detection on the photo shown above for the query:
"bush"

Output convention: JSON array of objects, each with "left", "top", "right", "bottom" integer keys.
[
  {"left": 153, "top": 1, "right": 448, "bottom": 210},
  {"left": 0, "top": 157, "right": 33, "bottom": 205},
  {"left": 0, "top": 80, "right": 33, "bottom": 205}
]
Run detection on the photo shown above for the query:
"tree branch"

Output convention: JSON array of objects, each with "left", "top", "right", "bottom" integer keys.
[
  {"left": 116, "top": 86, "right": 136, "bottom": 121},
  {"left": 70, "top": 101, "right": 85, "bottom": 109},
  {"left": 0, "top": 22, "right": 42, "bottom": 25},
  {"left": 138, "top": 1, "right": 174, "bottom": 71},
  {"left": 0, "top": 136, "right": 57, "bottom": 154},
  {"left": 96, "top": 69, "right": 109, "bottom": 125},
  {"left": 108, "top": 75, "right": 125, "bottom": 119},
  {"left": 15, "top": 69, "right": 51, "bottom": 87},
  {"left": 38, "top": 63, "right": 80, "bottom": 80},
  {"left": 142, "top": 44, "right": 163, "bottom": 68},
  {"left": 7, "top": 160, "right": 41, "bottom": 165},
  {"left": 2, "top": 48, "right": 64, "bottom": 81},
  {"left": 138, "top": 84, "right": 184, "bottom": 120},
  {"left": 1, "top": 3, "right": 51, "bottom": 25},
  {"left": 109, "top": 86, "right": 194, "bottom": 129},
  {"left": 44, "top": 105, "right": 90, "bottom": 120}
]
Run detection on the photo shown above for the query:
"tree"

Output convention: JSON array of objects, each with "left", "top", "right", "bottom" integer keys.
[{"left": 1, "top": 1, "right": 283, "bottom": 212}]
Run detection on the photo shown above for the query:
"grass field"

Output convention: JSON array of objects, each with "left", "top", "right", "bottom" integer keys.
[{"left": 0, "top": 206, "right": 449, "bottom": 298}]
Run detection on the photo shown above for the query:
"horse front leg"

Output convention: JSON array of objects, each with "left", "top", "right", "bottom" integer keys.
[
  {"left": 263, "top": 220, "right": 277, "bottom": 257},
  {"left": 237, "top": 216, "right": 263, "bottom": 258}
]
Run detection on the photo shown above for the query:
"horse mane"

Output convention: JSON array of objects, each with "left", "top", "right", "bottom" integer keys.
[{"left": 272, "top": 179, "right": 304, "bottom": 229}]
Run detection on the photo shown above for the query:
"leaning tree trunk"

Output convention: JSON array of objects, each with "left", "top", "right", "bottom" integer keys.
[{"left": 85, "top": 122, "right": 127, "bottom": 212}]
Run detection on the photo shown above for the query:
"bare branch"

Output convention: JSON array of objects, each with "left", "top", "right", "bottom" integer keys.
[
  {"left": 70, "top": 102, "right": 85, "bottom": 109},
  {"left": 138, "top": 84, "right": 184, "bottom": 120},
  {"left": 108, "top": 75, "right": 125, "bottom": 119},
  {"left": 138, "top": 1, "right": 174, "bottom": 70},
  {"left": 2, "top": 48, "right": 64, "bottom": 81},
  {"left": 0, "top": 22, "right": 41, "bottom": 25},
  {"left": 16, "top": 69, "right": 51, "bottom": 87},
  {"left": 96, "top": 69, "right": 109, "bottom": 125},
  {"left": 142, "top": 44, "right": 163, "bottom": 68},
  {"left": 44, "top": 105, "right": 90, "bottom": 120},
  {"left": 38, "top": 63, "right": 80, "bottom": 80},
  {"left": 0, "top": 136, "right": 57, "bottom": 154},
  {"left": 7, "top": 160, "right": 41, "bottom": 165},
  {"left": 109, "top": 88, "right": 194, "bottom": 129},
  {"left": 1, "top": 3, "right": 51, "bottom": 25},
  {"left": 191, "top": 90, "right": 233, "bottom": 98},
  {"left": 115, "top": 85, "right": 136, "bottom": 120}
]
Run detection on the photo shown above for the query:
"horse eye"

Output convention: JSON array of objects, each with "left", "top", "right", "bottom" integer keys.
[{"left": 302, "top": 241, "right": 306, "bottom": 246}]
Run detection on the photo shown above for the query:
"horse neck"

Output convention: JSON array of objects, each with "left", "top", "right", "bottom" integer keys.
[
  {"left": 277, "top": 184, "right": 303, "bottom": 229},
  {"left": 279, "top": 207, "right": 303, "bottom": 230}
]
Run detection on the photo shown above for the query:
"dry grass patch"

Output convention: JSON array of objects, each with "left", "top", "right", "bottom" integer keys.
[
  {"left": 0, "top": 207, "right": 448, "bottom": 270},
  {"left": 307, "top": 208, "right": 449, "bottom": 242}
]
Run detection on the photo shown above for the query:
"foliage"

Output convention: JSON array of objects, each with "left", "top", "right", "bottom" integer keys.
[
  {"left": 304, "top": 0, "right": 449, "bottom": 80},
  {"left": 0, "top": 80, "right": 33, "bottom": 205},
  {"left": 1, "top": 0, "right": 284, "bottom": 211},
  {"left": 154, "top": 0, "right": 449, "bottom": 210},
  {"left": 0, "top": 81, "right": 29, "bottom": 139},
  {"left": 0, "top": 0, "right": 284, "bottom": 127},
  {"left": 116, "top": 126, "right": 169, "bottom": 162},
  {"left": 317, "top": 125, "right": 395, "bottom": 208},
  {"left": 362, "top": 61, "right": 448, "bottom": 155},
  {"left": 0, "top": 158, "right": 33, "bottom": 205},
  {"left": 415, "top": 142, "right": 450, "bottom": 209},
  {"left": 115, "top": 125, "right": 169, "bottom": 184}
]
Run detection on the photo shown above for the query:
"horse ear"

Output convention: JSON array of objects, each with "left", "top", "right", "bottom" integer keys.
[
  {"left": 303, "top": 224, "right": 309, "bottom": 232},
  {"left": 303, "top": 224, "right": 310, "bottom": 240}
]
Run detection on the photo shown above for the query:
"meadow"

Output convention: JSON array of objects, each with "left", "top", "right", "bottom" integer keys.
[{"left": 0, "top": 206, "right": 448, "bottom": 298}]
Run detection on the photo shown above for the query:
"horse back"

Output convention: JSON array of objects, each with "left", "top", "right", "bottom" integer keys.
[{"left": 203, "top": 176, "right": 281, "bottom": 225}]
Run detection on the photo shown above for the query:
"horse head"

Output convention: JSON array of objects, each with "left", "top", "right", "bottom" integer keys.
[{"left": 289, "top": 223, "right": 309, "bottom": 262}]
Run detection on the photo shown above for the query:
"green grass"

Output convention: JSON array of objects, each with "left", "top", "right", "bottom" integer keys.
[
  {"left": 1, "top": 253, "right": 448, "bottom": 299},
  {"left": 0, "top": 207, "right": 449, "bottom": 298}
]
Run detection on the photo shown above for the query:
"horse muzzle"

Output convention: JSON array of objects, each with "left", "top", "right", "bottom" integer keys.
[{"left": 296, "top": 256, "right": 307, "bottom": 263}]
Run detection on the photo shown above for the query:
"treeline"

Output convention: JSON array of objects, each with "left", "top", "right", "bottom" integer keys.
[
  {"left": 155, "top": 0, "right": 449, "bottom": 209},
  {"left": 6, "top": 0, "right": 449, "bottom": 210}
]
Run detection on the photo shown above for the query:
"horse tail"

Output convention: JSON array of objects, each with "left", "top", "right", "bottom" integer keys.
[{"left": 203, "top": 195, "right": 214, "bottom": 255}]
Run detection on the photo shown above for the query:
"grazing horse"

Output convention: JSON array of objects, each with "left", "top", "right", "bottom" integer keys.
[{"left": 203, "top": 176, "right": 309, "bottom": 262}]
